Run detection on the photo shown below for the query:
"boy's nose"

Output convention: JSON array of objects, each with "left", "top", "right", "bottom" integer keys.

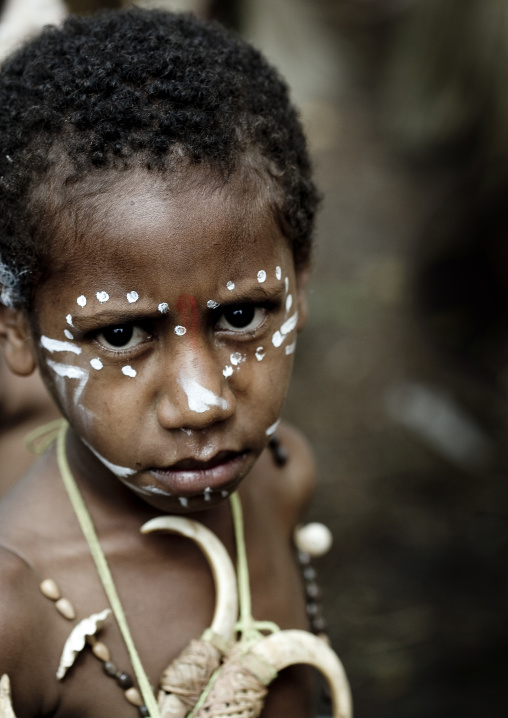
[{"left": 156, "top": 343, "right": 235, "bottom": 431}]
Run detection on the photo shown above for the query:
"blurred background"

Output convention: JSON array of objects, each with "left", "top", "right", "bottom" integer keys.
[{"left": 1, "top": 1, "right": 506, "bottom": 716}]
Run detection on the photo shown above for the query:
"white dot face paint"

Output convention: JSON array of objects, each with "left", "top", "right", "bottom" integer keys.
[
  {"left": 126, "top": 291, "right": 139, "bottom": 303},
  {"left": 230, "top": 352, "right": 245, "bottom": 366},
  {"left": 284, "top": 277, "right": 289, "bottom": 294},
  {"left": 178, "top": 372, "right": 229, "bottom": 414},
  {"left": 90, "top": 358, "right": 103, "bottom": 370},
  {"left": 179, "top": 497, "right": 189, "bottom": 507},
  {"left": 286, "top": 294, "right": 293, "bottom": 312},
  {"left": 266, "top": 418, "right": 281, "bottom": 436},
  {"left": 174, "top": 325, "right": 187, "bottom": 336},
  {"left": 66, "top": 314, "right": 73, "bottom": 326},
  {"left": 207, "top": 300, "right": 219, "bottom": 309},
  {"left": 204, "top": 487, "right": 212, "bottom": 501},
  {"left": 158, "top": 302, "right": 169, "bottom": 314},
  {"left": 64, "top": 329, "right": 74, "bottom": 340},
  {"left": 121, "top": 365, "right": 137, "bottom": 378},
  {"left": 96, "top": 291, "right": 109, "bottom": 303},
  {"left": 275, "top": 266, "right": 282, "bottom": 280},
  {"left": 272, "top": 330, "right": 283, "bottom": 348},
  {"left": 255, "top": 347, "right": 265, "bottom": 361},
  {"left": 223, "top": 365, "right": 233, "bottom": 377},
  {"left": 77, "top": 295, "right": 86, "bottom": 308},
  {"left": 41, "top": 335, "right": 81, "bottom": 355},
  {"left": 257, "top": 270, "right": 266, "bottom": 283},
  {"left": 226, "top": 281, "right": 235, "bottom": 291}
]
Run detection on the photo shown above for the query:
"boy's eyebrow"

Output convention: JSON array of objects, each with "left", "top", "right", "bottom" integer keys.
[{"left": 69, "top": 284, "right": 285, "bottom": 329}]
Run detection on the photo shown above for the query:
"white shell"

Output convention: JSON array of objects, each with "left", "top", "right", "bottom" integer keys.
[
  {"left": 294, "top": 522, "right": 333, "bottom": 557},
  {"left": 56, "top": 608, "right": 111, "bottom": 680},
  {"left": 0, "top": 674, "right": 17, "bottom": 718}
]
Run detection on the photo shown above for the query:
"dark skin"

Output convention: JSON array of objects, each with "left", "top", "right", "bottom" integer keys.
[{"left": 0, "top": 168, "right": 316, "bottom": 717}]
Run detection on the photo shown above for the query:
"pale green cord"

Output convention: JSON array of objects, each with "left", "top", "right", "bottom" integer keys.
[
  {"left": 56, "top": 423, "right": 161, "bottom": 718},
  {"left": 229, "top": 492, "right": 279, "bottom": 644}
]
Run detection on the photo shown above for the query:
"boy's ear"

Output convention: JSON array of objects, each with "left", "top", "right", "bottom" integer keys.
[
  {"left": 0, "top": 305, "right": 36, "bottom": 375},
  {"left": 295, "top": 264, "right": 311, "bottom": 331}
]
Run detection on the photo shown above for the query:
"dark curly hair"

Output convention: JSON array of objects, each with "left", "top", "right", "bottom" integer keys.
[{"left": 0, "top": 7, "right": 318, "bottom": 309}]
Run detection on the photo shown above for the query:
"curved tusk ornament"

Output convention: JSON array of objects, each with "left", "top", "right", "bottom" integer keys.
[{"left": 141, "top": 516, "right": 239, "bottom": 718}]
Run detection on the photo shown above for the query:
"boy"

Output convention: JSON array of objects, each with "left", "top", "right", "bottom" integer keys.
[{"left": 0, "top": 8, "right": 347, "bottom": 717}]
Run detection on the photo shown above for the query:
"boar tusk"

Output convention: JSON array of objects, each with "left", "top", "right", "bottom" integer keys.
[
  {"left": 250, "top": 630, "right": 352, "bottom": 718},
  {"left": 0, "top": 675, "right": 17, "bottom": 718},
  {"left": 141, "top": 515, "right": 238, "bottom": 641}
]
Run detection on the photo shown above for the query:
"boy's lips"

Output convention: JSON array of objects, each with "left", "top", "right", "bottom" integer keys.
[{"left": 147, "top": 450, "right": 249, "bottom": 496}]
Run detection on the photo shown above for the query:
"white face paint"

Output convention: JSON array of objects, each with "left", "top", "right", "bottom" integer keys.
[
  {"left": 64, "top": 329, "right": 74, "bottom": 340},
  {"left": 174, "top": 325, "right": 187, "bottom": 336},
  {"left": 275, "top": 266, "right": 282, "bottom": 280},
  {"left": 77, "top": 295, "right": 86, "bottom": 308},
  {"left": 285, "top": 339, "right": 297, "bottom": 355},
  {"left": 47, "top": 360, "right": 90, "bottom": 415},
  {"left": 257, "top": 270, "right": 266, "bottom": 283},
  {"left": 223, "top": 365, "right": 233, "bottom": 377},
  {"left": 41, "top": 335, "right": 81, "bottom": 355},
  {"left": 230, "top": 352, "right": 245, "bottom": 366},
  {"left": 96, "top": 291, "right": 109, "bottom": 303},
  {"left": 178, "top": 372, "right": 229, "bottom": 414},
  {"left": 179, "top": 497, "right": 189, "bottom": 507},
  {"left": 204, "top": 487, "right": 212, "bottom": 501},
  {"left": 286, "top": 294, "right": 293, "bottom": 312},
  {"left": 126, "top": 291, "right": 139, "bottom": 303},
  {"left": 266, "top": 418, "right": 281, "bottom": 436},
  {"left": 226, "top": 281, "right": 235, "bottom": 291},
  {"left": 207, "top": 299, "right": 219, "bottom": 309},
  {"left": 83, "top": 440, "right": 136, "bottom": 478},
  {"left": 47, "top": 360, "right": 86, "bottom": 380},
  {"left": 158, "top": 302, "right": 169, "bottom": 314},
  {"left": 284, "top": 277, "right": 289, "bottom": 294},
  {"left": 66, "top": 314, "right": 74, "bottom": 326},
  {"left": 272, "top": 311, "right": 299, "bottom": 348},
  {"left": 90, "top": 358, "right": 103, "bottom": 370},
  {"left": 255, "top": 347, "right": 265, "bottom": 361},
  {"left": 272, "top": 331, "right": 283, "bottom": 348},
  {"left": 122, "top": 365, "right": 137, "bottom": 378}
]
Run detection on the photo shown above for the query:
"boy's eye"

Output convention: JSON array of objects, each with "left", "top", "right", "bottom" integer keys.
[
  {"left": 216, "top": 305, "right": 265, "bottom": 332},
  {"left": 96, "top": 325, "right": 149, "bottom": 351}
]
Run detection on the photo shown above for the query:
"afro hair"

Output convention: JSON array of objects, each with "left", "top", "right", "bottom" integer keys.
[{"left": 0, "top": 7, "right": 319, "bottom": 308}]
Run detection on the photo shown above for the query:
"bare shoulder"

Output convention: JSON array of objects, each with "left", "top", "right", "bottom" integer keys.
[
  {"left": 253, "top": 422, "right": 317, "bottom": 533},
  {"left": 0, "top": 545, "right": 59, "bottom": 716}
]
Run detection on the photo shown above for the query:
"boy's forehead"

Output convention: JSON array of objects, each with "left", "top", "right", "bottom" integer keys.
[{"left": 47, "top": 167, "right": 291, "bottom": 282}]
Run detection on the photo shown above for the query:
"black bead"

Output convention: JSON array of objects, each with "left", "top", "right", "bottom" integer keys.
[
  {"left": 103, "top": 661, "right": 117, "bottom": 677},
  {"left": 305, "top": 581, "right": 320, "bottom": 599},
  {"left": 312, "top": 615, "right": 327, "bottom": 632},
  {"left": 297, "top": 551, "right": 311, "bottom": 566},
  {"left": 306, "top": 601, "right": 319, "bottom": 616},
  {"left": 116, "top": 671, "right": 134, "bottom": 689},
  {"left": 138, "top": 706, "right": 150, "bottom": 717}
]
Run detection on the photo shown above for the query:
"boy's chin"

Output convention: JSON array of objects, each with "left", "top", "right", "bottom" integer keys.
[{"left": 124, "top": 479, "right": 236, "bottom": 515}]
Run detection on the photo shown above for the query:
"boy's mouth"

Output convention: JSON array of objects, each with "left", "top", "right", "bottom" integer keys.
[{"left": 147, "top": 450, "right": 249, "bottom": 496}]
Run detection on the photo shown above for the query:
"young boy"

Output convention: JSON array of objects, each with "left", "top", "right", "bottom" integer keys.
[{"left": 0, "top": 8, "right": 340, "bottom": 717}]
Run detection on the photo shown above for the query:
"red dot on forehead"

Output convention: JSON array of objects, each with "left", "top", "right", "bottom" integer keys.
[{"left": 176, "top": 294, "right": 199, "bottom": 339}]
